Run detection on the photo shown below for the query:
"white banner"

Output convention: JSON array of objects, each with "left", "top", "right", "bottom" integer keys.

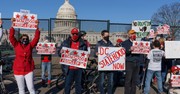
[
  {"left": 171, "top": 74, "right": 180, "bottom": 87},
  {"left": 98, "top": 47, "right": 126, "bottom": 71},
  {"left": 165, "top": 41, "right": 180, "bottom": 58},
  {"left": 132, "top": 20, "right": 151, "bottom": 38},
  {"left": 13, "top": 11, "right": 37, "bottom": 29},
  {"left": 132, "top": 41, "right": 150, "bottom": 54},
  {"left": 36, "top": 42, "right": 56, "bottom": 54},
  {"left": 59, "top": 47, "right": 89, "bottom": 69}
]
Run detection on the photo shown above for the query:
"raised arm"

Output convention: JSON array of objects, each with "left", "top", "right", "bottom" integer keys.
[
  {"left": 30, "top": 20, "right": 40, "bottom": 48},
  {"left": 9, "top": 27, "right": 18, "bottom": 47},
  {"left": 30, "top": 28, "right": 40, "bottom": 48}
]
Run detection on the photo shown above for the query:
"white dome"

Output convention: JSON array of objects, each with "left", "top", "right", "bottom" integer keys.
[{"left": 56, "top": 0, "right": 77, "bottom": 19}]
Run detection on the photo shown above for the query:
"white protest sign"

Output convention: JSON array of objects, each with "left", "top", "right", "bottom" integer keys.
[
  {"left": 98, "top": 47, "right": 126, "bottom": 71},
  {"left": 132, "top": 41, "right": 150, "bottom": 54},
  {"left": 165, "top": 41, "right": 180, "bottom": 58},
  {"left": 148, "top": 29, "right": 156, "bottom": 38},
  {"left": 171, "top": 74, "right": 180, "bottom": 87},
  {"left": 132, "top": 20, "right": 151, "bottom": 38},
  {"left": 59, "top": 47, "right": 89, "bottom": 69},
  {"left": 36, "top": 42, "right": 56, "bottom": 54},
  {"left": 157, "top": 24, "right": 170, "bottom": 34},
  {"left": 20, "top": 9, "right": 30, "bottom": 14},
  {"left": 13, "top": 11, "right": 37, "bottom": 29}
]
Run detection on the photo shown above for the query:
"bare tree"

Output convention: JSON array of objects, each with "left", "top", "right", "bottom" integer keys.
[{"left": 151, "top": 2, "right": 180, "bottom": 38}]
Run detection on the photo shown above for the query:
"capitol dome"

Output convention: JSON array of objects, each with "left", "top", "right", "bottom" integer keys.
[{"left": 56, "top": 0, "right": 77, "bottom": 19}]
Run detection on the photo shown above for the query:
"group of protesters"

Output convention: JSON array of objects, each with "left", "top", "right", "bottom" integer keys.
[{"left": 2, "top": 17, "right": 180, "bottom": 94}]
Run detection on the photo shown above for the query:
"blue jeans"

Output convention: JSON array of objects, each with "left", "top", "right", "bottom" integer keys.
[
  {"left": 64, "top": 69, "right": 82, "bottom": 94},
  {"left": 144, "top": 69, "right": 163, "bottom": 94},
  {"left": 99, "top": 71, "right": 114, "bottom": 94},
  {"left": 41, "top": 62, "right": 51, "bottom": 80}
]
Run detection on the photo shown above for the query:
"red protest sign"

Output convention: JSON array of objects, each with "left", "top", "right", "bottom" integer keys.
[
  {"left": 13, "top": 11, "right": 37, "bottom": 29},
  {"left": 132, "top": 41, "right": 150, "bottom": 54},
  {"left": 98, "top": 47, "right": 126, "bottom": 71},
  {"left": 59, "top": 47, "right": 89, "bottom": 69},
  {"left": 171, "top": 74, "right": 180, "bottom": 87},
  {"left": 36, "top": 42, "right": 56, "bottom": 54}
]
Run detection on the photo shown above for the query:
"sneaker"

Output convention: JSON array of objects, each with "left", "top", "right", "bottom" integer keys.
[{"left": 47, "top": 80, "right": 51, "bottom": 88}]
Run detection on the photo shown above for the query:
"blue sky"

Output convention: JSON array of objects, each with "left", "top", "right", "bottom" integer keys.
[{"left": 0, "top": 0, "right": 179, "bottom": 23}]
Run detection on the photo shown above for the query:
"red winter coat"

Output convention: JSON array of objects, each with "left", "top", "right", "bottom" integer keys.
[{"left": 9, "top": 27, "right": 40, "bottom": 75}]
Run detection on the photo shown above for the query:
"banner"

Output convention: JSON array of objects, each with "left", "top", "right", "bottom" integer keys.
[
  {"left": 98, "top": 47, "right": 126, "bottom": 71},
  {"left": 36, "top": 42, "right": 56, "bottom": 54},
  {"left": 165, "top": 41, "right": 180, "bottom": 58},
  {"left": 13, "top": 10, "right": 37, "bottom": 29},
  {"left": 59, "top": 47, "right": 89, "bottom": 69},
  {"left": 132, "top": 20, "right": 151, "bottom": 38},
  {"left": 171, "top": 74, "right": 180, "bottom": 87},
  {"left": 132, "top": 41, "right": 150, "bottom": 54},
  {"left": 157, "top": 24, "right": 170, "bottom": 34}
]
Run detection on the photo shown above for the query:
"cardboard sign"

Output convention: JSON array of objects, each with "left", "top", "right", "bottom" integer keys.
[
  {"left": 98, "top": 47, "right": 126, "bottom": 71},
  {"left": 148, "top": 29, "right": 156, "bottom": 38},
  {"left": 165, "top": 41, "right": 180, "bottom": 58},
  {"left": 59, "top": 47, "right": 89, "bottom": 69},
  {"left": 157, "top": 24, "right": 170, "bottom": 34},
  {"left": 132, "top": 41, "right": 150, "bottom": 54},
  {"left": 132, "top": 20, "right": 151, "bottom": 38},
  {"left": 171, "top": 74, "right": 180, "bottom": 87},
  {"left": 13, "top": 10, "right": 37, "bottom": 29},
  {"left": 36, "top": 42, "right": 56, "bottom": 54}
]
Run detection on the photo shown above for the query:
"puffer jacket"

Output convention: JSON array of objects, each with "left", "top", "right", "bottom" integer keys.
[{"left": 9, "top": 27, "right": 40, "bottom": 74}]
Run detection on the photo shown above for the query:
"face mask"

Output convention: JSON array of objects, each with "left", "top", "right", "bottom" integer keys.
[
  {"left": 72, "top": 35, "right": 79, "bottom": 41},
  {"left": 21, "top": 39, "right": 29, "bottom": 45},
  {"left": 130, "top": 35, "right": 136, "bottom": 40},
  {"left": 103, "top": 36, "right": 109, "bottom": 41}
]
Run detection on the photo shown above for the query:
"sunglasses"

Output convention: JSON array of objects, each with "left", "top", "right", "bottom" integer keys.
[
  {"left": 22, "top": 38, "right": 28, "bottom": 40},
  {"left": 72, "top": 33, "right": 78, "bottom": 35}
]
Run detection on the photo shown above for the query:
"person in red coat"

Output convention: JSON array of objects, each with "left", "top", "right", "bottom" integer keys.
[{"left": 9, "top": 18, "right": 40, "bottom": 94}]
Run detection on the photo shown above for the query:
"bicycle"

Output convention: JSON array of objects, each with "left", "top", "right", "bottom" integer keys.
[{"left": 0, "top": 54, "right": 17, "bottom": 94}]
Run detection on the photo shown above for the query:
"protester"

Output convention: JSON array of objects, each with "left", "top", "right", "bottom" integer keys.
[
  {"left": 95, "top": 30, "right": 114, "bottom": 94},
  {"left": 58, "top": 28, "right": 88, "bottom": 94},
  {"left": 79, "top": 31, "right": 91, "bottom": 54},
  {"left": 9, "top": 18, "right": 40, "bottom": 94},
  {"left": 115, "top": 38, "right": 123, "bottom": 47},
  {"left": 41, "top": 38, "right": 52, "bottom": 87},
  {"left": 143, "top": 40, "right": 165, "bottom": 94},
  {"left": 165, "top": 66, "right": 180, "bottom": 94},
  {"left": 121, "top": 29, "right": 140, "bottom": 94}
]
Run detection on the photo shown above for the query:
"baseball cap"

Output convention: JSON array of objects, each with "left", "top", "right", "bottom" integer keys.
[
  {"left": 171, "top": 66, "right": 180, "bottom": 72},
  {"left": 128, "top": 30, "right": 136, "bottom": 34},
  {"left": 71, "top": 28, "right": 79, "bottom": 34}
]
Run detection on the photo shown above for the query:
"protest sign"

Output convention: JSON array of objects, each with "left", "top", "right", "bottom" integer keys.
[
  {"left": 59, "top": 47, "right": 89, "bottom": 69},
  {"left": 148, "top": 29, "right": 156, "bottom": 38},
  {"left": 132, "top": 41, "right": 150, "bottom": 54},
  {"left": 165, "top": 41, "right": 180, "bottom": 58},
  {"left": 36, "top": 42, "right": 56, "bottom": 54},
  {"left": 13, "top": 10, "right": 37, "bottom": 29},
  {"left": 171, "top": 74, "right": 180, "bottom": 87},
  {"left": 132, "top": 20, "right": 151, "bottom": 38},
  {"left": 98, "top": 47, "right": 126, "bottom": 71},
  {"left": 157, "top": 24, "right": 170, "bottom": 34}
]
